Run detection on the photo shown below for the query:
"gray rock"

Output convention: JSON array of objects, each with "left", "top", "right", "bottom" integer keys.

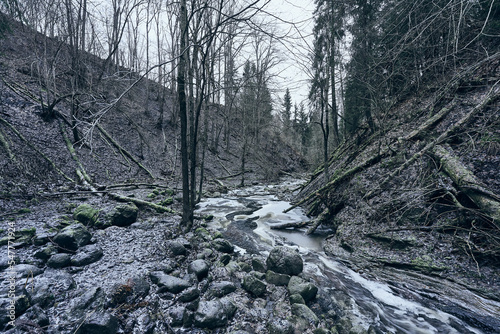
[
  {"left": 75, "top": 311, "right": 118, "bottom": 334},
  {"left": 73, "top": 204, "right": 99, "bottom": 226},
  {"left": 268, "top": 319, "right": 294, "bottom": 334},
  {"left": 208, "top": 281, "right": 237, "bottom": 297},
  {"left": 27, "top": 271, "right": 75, "bottom": 308},
  {"left": 287, "top": 276, "right": 318, "bottom": 302},
  {"left": 291, "top": 303, "right": 319, "bottom": 325},
  {"left": 11, "top": 264, "right": 43, "bottom": 279},
  {"left": 266, "top": 246, "right": 303, "bottom": 276},
  {"left": 178, "top": 287, "right": 200, "bottom": 303},
  {"left": 34, "top": 244, "right": 57, "bottom": 261},
  {"left": 19, "top": 305, "right": 49, "bottom": 328},
  {"left": 70, "top": 287, "right": 103, "bottom": 317},
  {"left": 194, "top": 297, "right": 237, "bottom": 329},
  {"left": 149, "top": 271, "right": 191, "bottom": 294},
  {"left": 266, "top": 270, "right": 291, "bottom": 286},
  {"left": 289, "top": 293, "right": 305, "bottom": 304},
  {"left": 252, "top": 257, "right": 267, "bottom": 273},
  {"left": 242, "top": 274, "right": 266, "bottom": 297},
  {"left": 188, "top": 259, "right": 210, "bottom": 281},
  {"left": 107, "top": 204, "right": 138, "bottom": 227},
  {"left": 169, "top": 241, "right": 187, "bottom": 256},
  {"left": 169, "top": 306, "right": 186, "bottom": 327},
  {"left": 33, "top": 232, "right": 55, "bottom": 246},
  {"left": 71, "top": 244, "right": 104, "bottom": 266},
  {"left": 53, "top": 223, "right": 92, "bottom": 251},
  {"left": 47, "top": 253, "right": 72, "bottom": 268},
  {"left": 212, "top": 239, "right": 234, "bottom": 253}
]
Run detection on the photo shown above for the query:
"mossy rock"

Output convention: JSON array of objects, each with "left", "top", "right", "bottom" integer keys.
[
  {"left": 73, "top": 204, "right": 99, "bottom": 226},
  {"left": 159, "top": 197, "right": 173, "bottom": 206},
  {"left": 107, "top": 204, "right": 138, "bottom": 227}
]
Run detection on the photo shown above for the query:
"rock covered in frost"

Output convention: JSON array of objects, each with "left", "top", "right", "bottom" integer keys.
[
  {"left": 188, "top": 259, "right": 210, "bottom": 281},
  {"left": 106, "top": 204, "right": 138, "bottom": 227}
]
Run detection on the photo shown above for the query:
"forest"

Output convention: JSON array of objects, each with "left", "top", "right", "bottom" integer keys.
[{"left": 0, "top": 0, "right": 499, "bottom": 333}]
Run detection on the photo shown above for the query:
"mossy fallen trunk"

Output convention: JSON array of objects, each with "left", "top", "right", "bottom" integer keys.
[{"left": 432, "top": 144, "right": 500, "bottom": 224}]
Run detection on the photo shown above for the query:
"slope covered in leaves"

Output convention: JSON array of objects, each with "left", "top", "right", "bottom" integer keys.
[
  {"left": 0, "top": 13, "right": 305, "bottom": 202},
  {"left": 292, "top": 53, "right": 500, "bottom": 299}
]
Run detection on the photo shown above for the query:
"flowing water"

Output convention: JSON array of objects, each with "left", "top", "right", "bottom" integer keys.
[{"left": 195, "top": 180, "right": 500, "bottom": 334}]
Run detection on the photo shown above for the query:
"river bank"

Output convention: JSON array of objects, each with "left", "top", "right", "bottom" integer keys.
[{"left": 1, "top": 179, "right": 499, "bottom": 333}]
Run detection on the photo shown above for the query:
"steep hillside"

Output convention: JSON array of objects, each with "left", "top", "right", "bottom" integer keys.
[
  {"left": 289, "top": 53, "right": 500, "bottom": 299},
  {"left": 0, "top": 13, "right": 305, "bottom": 202}
]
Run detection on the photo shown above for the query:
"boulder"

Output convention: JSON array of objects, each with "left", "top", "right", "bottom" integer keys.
[
  {"left": 11, "top": 264, "right": 43, "bottom": 279},
  {"left": 266, "top": 246, "right": 303, "bottom": 276},
  {"left": 265, "top": 270, "right": 291, "bottom": 286},
  {"left": 53, "top": 223, "right": 91, "bottom": 251},
  {"left": 242, "top": 274, "right": 266, "bottom": 297},
  {"left": 169, "top": 240, "right": 187, "bottom": 256},
  {"left": 291, "top": 303, "right": 319, "bottom": 325},
  {"left": 289, "top": 293, "right": 305, "bottom": 305},
  {"left": 75, "top": 311, "right": 118, "bottom": 334},
  {"left": 212, "top": 239, "right": 234, "bottom": 253},
  {"left": 107, "top": 204, "right": 138, "bottom": 227},
  {"left": 178, "top": 287, "right": 200, "bottom": 303},
  {"left": 207, "top": 281, "right": 237, "bottom": 298},
  {"left": 73, "top": 204, "right": 99, "bottom": 226},
  {"left": 251, "top": 257, "right": 267, "bottom": 273},
  {"left": 287, "top": 276, "right": 318, "bottom": 302},
  {"left": 188, "top": 259, "right": 210, "bottom": 281},
  {"left": 194, "top": 297, "right": 237, "bottom": 329},
  {"left": 149, "top": 272, "right": 191, "bottom": 294},
  {"left": 71, "top": 244, "right": 104, "bottom": 267},
  {"left": 47, "top": 253, "right": 72, "bottom": 268}
]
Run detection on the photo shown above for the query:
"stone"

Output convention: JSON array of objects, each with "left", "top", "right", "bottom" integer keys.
[
  {"left": 208, "top": 281, "right": 237, "bottom": 298},
  {"left": 70, "top": 287, "right": 103, "bottom": 317},
  {"left": 34, "top": 244, "right": 57, "bottom": 261},
  {"left": 33, "top": 232, "right": 55, "bottom": 246},
  {"left": 47, "top": 253, "right": 72, "bottom": 268},
  {"left": 107, "top": 204, "right": 138, "bottom": 227},
  {"left": 27, "top": 271, "right": 75, "bottom": 308},
  {"left": 75, "top": 311, "right": 118, "bottom": 334},
  {"left": 11, "top": 264, "right": 43, "bottom": 279},
  {"left": 289, "top": 293, "right": 305, "bottom": 304},
  {"left": 194, "top": 297, "right": 237, "bottom": 329},
  {"left": 188, "top": 259, "right": 210, "bottom": 281},
  {"left": 71, "top": 244, "right": 104, "bottom": 266},
  {"left": 242, "top": 274, "right": 267, "bottom": 297},
  {"left": 252, "top": 257, "right": 267, "bottom": 272},
  {"left": 212, "top": 239, "right": 234, "bottom": 253},
  {"left": 266, "top": 246, "right": 303, "bottom": 276},
  {"left": 178, "top": 287, "right": 200, "bottom": 303},
  {"left": 149, "top": 271, "right": 191, "bottom": 294},
  {"left": 287, "top": 276, "right": 318, "bottom": 302},
  {"left": 19, "top": 305, "right": 49, "bottom": 328},
  {"left": 169, "top": 306, "right": 186, "bottom": 327},
  {"left": 268, "top": 319, "right": 294, "bottom": 334},
  {"left": 169, "top": 240, "right": 187, "bottom": 256},
  {"left": 265, "top": 270, "right": 291, "bottom": 286},
  {"left": 53, "top": 223, "right": 92, "bottom": 251},
  {"left": 73, "top": 204, "right": 99, "bottom": 226},
  {"left": 291, "top": 303, "right": 319, "bottom": 325}
]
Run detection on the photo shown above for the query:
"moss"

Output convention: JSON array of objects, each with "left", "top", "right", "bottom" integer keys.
[
  {"left": 73, "top": 204, "right": 99, "bottom": 226},
  {"left": 17, "top": 208, "right": 31, "bottom": 214},
  {"left": 159, "top": 197, "right": 173, "bottom": 206},
  {"left": 203, "top": 214, "right": 214, "bottom": 221},
  {"left": 161, "top": 189, "right": 175, "bottom": 196},
  {"left": 147, "top": 193, "right": 157, "bottom": 199}
]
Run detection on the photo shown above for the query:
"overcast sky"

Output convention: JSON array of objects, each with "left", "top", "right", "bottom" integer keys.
[{"left": 263, "top": 0, "right": 316, "bottom": 106}]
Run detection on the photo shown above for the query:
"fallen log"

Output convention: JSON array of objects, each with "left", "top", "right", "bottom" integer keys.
[
  {"left": 107, "top": 192, "right": 175, "bottom": 213},
  {"left": 431, "top": 144, "right": 500, "bottom": 224},
  {"left": 270, "top": 221, "right": 311, "bottom": 230}
]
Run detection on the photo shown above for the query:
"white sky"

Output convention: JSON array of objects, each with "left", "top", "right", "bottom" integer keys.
[{"left": 262, "top": 0, "right": 316, "bottom": 106}]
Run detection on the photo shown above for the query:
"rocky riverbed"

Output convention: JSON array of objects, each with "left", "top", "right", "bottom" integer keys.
[{"left": 0, "top": 185, "right": 341, "bottom": 334}]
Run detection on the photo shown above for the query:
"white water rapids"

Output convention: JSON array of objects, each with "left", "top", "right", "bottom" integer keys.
[{"left": 195, "top": 180, "right": 500, "bottom": 333}]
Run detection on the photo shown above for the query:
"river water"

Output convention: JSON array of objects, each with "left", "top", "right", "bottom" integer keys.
[{"left": 195, "top": 180, "right": 500, "bottom": 334}]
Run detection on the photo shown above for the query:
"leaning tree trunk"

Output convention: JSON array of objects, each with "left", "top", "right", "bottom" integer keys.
[{"left": 432, "top": 144, "right": 500, "bottom": 224}]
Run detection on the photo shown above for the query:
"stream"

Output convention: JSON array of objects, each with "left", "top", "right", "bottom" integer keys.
[{"left": 195, "top": 179, "right": 500, "bottom": 334}]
